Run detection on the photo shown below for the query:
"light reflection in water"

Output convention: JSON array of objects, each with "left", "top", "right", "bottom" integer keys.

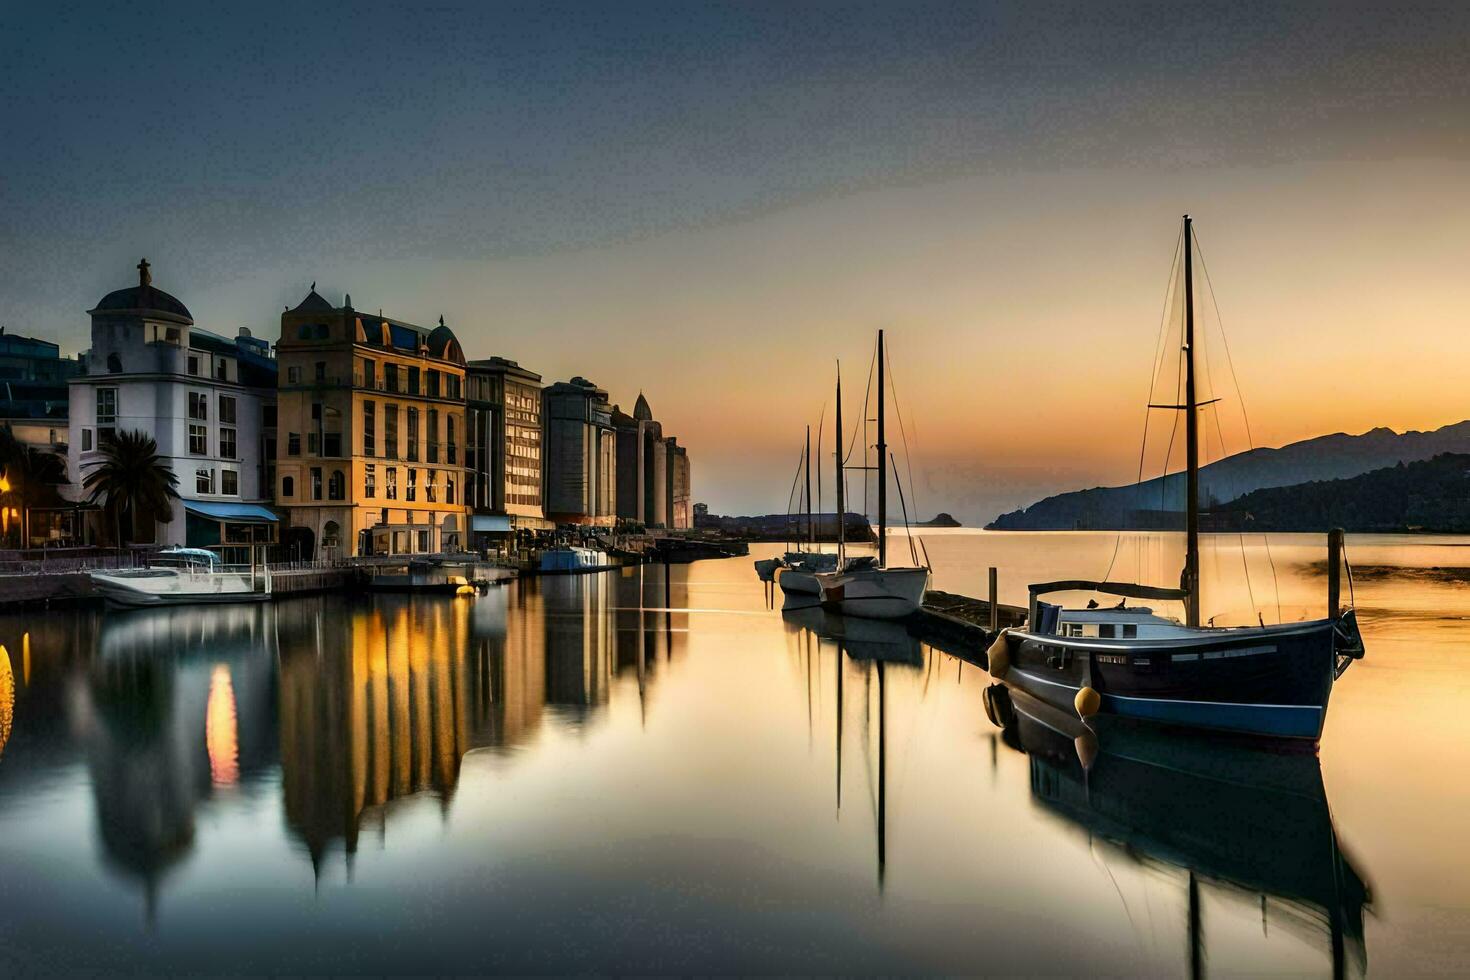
[{"left": 205, "top": 665, "right": 240, "bottom": 787}]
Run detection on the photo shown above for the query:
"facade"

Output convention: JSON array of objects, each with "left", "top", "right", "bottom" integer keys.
[
  {"left": 465, "top": 356, "right": 549, "bottom": 544},
  {"left": 66, "top": 260, "right": 279, "bottom": 551},
  {"left": 611, "top": 393, "right": 692, "bottom": 529},
  {"left": 542, "top": 377, "right": 616, "bottom": 526},
  {"left": 0, "top": 329, "right": 82, "bottom": 454},
  {"left": 274, "top": 290, "right": 467, "bottom": 558}
]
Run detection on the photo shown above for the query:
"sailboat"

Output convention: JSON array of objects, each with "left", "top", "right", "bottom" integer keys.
[
  {"left": 816, "top": 331, "right": 931, "bottom": 619},
  {"left": 987, "top": 216, "right": 1365, "bottom": 741},
  {"left": 777, "top": 424, "right": 839, "bottom": 595}
]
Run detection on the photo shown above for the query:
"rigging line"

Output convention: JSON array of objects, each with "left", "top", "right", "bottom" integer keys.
[
  {"left": 1101, "top": 230, "right": 1184, "bottom": 589},
  {"left": 784, "top": 438, "right": 805, "bottom": 549},
  {"left": 891, "top": 452, "right": 920, "bottom": 566},
  {"left": 1194, "top": 227, "right": 1282, "bottom": 622},
  {"left": 884, "top": 342, "right": 924, "bottom": 537},
  {"left": 815, "top": 401, "right": 827, "bottom": 544}
]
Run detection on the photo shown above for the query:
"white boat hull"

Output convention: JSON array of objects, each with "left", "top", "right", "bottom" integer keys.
[
  {"left": 816, "top": 566, "right": 930, "bottom": 620},
  {"left": 88, "top": 568, "right": 271, "bottom": 608}
]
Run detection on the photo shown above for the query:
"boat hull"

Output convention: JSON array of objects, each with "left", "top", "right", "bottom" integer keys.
[
  {"left": 998, "top": 618, "right": 1353, "bottom": 740},
  {"left": 816, "top": 566, "right": 930, "bottom": 620},
  {"left": 778, "top": 568, "right": 822, "bottom": 595},
  {"left": 89, "top": 572, "right": 270, "bottom": 609},
  {"left": 754, "top": 558, "right": 781, "bottom": 582}
]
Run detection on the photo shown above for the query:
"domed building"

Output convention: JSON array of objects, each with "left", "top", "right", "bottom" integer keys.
[
  {"left": 66, "top": 260, "right": 280, "bottom": 550},
  {"left": 274, "top": 292, "right": 468, "bottom": 557}
]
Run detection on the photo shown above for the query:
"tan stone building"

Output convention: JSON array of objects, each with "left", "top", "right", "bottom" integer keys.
[{"left": 274, "top": 290, "right": 467, "bottom": 557}]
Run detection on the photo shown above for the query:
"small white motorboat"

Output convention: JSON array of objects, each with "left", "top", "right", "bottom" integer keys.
[
  {"left": 539, "top": 545, "right": 615, "bottom": 574},
  {"left": 88, "top": 548, "right": 272, "bottom": 608}
]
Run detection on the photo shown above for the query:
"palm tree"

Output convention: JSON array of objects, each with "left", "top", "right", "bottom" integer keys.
[
  {"left": 0, "top": 425, "right": 69, "bottom": 548},
  {"left": 82, "top": 431, "right": 180, "bottom": 547}
]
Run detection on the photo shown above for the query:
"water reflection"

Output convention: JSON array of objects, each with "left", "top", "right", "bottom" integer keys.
[{"left": 996, "top": 692, "right": 1371, "bottom": 977}]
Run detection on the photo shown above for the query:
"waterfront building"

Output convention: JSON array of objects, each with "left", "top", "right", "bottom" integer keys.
[
  {"left": 65, "top": 260, "right": 279, "bottom": 551},
  {"left": 542, "top": 377, "right": 616, "bottom": 526},
  {"left": 465, "top": 356, "right": 551, "bottom": 548},
  {"left": 0, "top": 328, "right": 83, "bottom": 455},
  {"left": 274, "top": 290, "right": 467, "bottom": 558},
  {"left": 611, "top": 393, "right": 692, "bottom": 528}
]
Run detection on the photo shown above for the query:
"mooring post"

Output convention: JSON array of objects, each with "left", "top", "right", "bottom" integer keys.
[
  {"left": 988, "top": 567, "right": 999, "bottom": 633},
  {"left": 1328, "top": 527, "right": 1344, "bottom": 617}
]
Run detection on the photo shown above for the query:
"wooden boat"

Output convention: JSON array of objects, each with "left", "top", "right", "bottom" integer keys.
[
  {"left": 988, "top": 217, "right": 1364, "bottom": 741},
  {"left": 88, "top": 547, "right": 271, "bottom": 608},
  {"left": 997, "top": 686, "right": 1370, "bottom": 975},
  {"left": 817, "top": 332, "right": 930, "bottom": 619}
]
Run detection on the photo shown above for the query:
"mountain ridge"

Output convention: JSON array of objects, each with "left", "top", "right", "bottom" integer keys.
[{"left": 986, "top": 420, "right": 1470, "bottom": 530}]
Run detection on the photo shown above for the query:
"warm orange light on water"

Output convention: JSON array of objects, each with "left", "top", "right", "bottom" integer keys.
[{"left": 206, "top": 664, "right": 240, "bottom": 787}]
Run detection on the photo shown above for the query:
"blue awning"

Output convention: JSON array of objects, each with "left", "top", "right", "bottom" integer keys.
[
  {"left": 184, "top": 501, "right": 280, "bottom": 523},
  {"left": 472, "top": 515, "right": 513, "bottom": 533}
]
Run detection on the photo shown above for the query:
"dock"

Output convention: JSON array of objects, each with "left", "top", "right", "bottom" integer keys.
[{"left": 907, "top": 589, "right": 1027, "bottom": 667}]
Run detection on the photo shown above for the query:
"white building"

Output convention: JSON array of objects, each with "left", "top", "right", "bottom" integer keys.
[{"left": 66, "top": 260, "right": 279, "bottom": 554}]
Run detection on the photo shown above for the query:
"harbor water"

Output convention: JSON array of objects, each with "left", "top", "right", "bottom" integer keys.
[{"left": 0, "top": 529, "right": 1467, "bottom": 974}]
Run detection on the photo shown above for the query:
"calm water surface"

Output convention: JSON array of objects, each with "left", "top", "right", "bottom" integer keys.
[{"left": 1, "top": 530, "right": 1467, "bottom": 974}]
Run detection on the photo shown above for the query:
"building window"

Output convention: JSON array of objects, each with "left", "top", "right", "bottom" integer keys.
[
  {"left": 82, "top": 428, "right": 93, "bottom": 451},
  {"left": 189, "top": 423, "right": 207, "bottom": 456},
  {"left": 99, "top": 427, "right": 115, "bottom": 447},
  {"left": 427, "top": 408, "right": 439, "bottom": 462},
  {"left": 221, "top": 469, "right": 239, "bottom": 495},
  {"left": 408, "top": 367, "right": 420, "bottom": 395},
  {"left": 187, "top": 355, "right": 200, "bottom": 376},
  {"left": 308, "top": 432, "right": 320, "bottom": 455},
  {"left": 328, "top": 469, "right": 345, "bottom": 500},
  {"left": 263, "top": 404, "right": 277, "bottom": 428},
  {"left": 416, "top": 530, "right": 430, "bottom": 553},
  {"left": 220, "top": 427, "right": 237, "bottom": 459},
  {"left": 219, "top": 396, "right": 237, "bottom": 424},
  {"left": 188, "top": 391, "right": 208, "bottom": 420},
  {"left": 287, "top": 366, "right": 301, "bottom": 384},
  {"left": 406, "top": 468, "right": 417, "bottom": 501},
  {"left": 314, "top": 361, "right": 326, "bottom": 382},
  {"left": 282, "top": 475, "right": 294, "bottom": 498},
  {"left": 107, "top": 353, "right": 123, "bottom": 373},
  {"left": 216, "top": 359, "right": 229, "bottom": 381},
  {"left": 385, "top": 405, "right": 399, "bottom": 459},
  {"left": 358, "top": 356, "right": 375, "bottom": 389},
  {"left": 427, "top": 370, "right": 440, "bottom": 398},
  {"left": 363, "top": 400, "right": 376, "bottom": 456},
  {"left": 447, "top": 414, "right": 456, "bottom": 464},
  {"left": 406, "top": 408, "right": 419, "bottom": 461},
  {"left": 96, "top": 387, "right": 117, "bottom": 424},
  {"left": 196, "top": 468, "right": 214, "bottom": 494},
  {"left": 385, "top": 363, "right": 399, "bottom": 392},
  {"left": 386, "top": 467, "right": 398, "bottom": 500},
  {"left": 426, "top": 469, "right": 438, "bottom": 503},
  {"left": 324, "top": 432, "right": 341, "bottom": 457},
  {"left": 287, "top": 432, "right": 301, "bottom": 456},
  {"left": 311, "top": 467, "right": 323, "bottom": 501},
  {"left": 365, "top": 464, "right": 376, "bottom": 499},
  {"left": 445, "top": 476, "right": 454, "bottom": 505}
]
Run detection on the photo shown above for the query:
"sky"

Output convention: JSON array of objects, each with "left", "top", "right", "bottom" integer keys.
[{"left": 3, "top": 1, "right": 1469, "bottom": 523}]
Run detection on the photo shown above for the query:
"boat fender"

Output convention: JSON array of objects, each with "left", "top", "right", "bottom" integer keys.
[
  {"left": 986, "top": 629, "right": 1011, "bottom": 680},
  {"left": 1074, "top": 732, "right": 1098, "bottom": 771},
  {"left": 1074, "top": 685, "right": 1101, "bottom": 720},
  {"left": 982, "top": 683, "right": 1014, "bottom": 730},
  {"left": 455, "top": 584, "right": 476, "bottom": 597}
]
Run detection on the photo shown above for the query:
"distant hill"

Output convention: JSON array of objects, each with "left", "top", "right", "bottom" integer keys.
[
  {"left": 916, "top": 512, "right": 962, "bottom": 527},
  {"left": 987, "top": 421, "right": 1470, "bottom": 530},
  {"left": 1214, "top": 453, "right": 1470, "bottom": 532}
]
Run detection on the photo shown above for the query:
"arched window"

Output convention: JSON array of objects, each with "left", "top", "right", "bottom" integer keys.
[
  {"left": 281, "top": 476, "right": 294, "bottom": 498},
  {"left": 106, "top": 353, "right": 122, "bottom": 373},
  {"left": 322, "top": 520, "right": 341, "bottom": 551},
  {"left": 328, "top": 470, "right": 346, "bottom": 500}
]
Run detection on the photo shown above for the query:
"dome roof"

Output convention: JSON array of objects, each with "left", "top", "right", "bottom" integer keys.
[
  {"left": 633, "top": 392, "right": 652, "bottom": 421},
  {"left": 427, "top": 316, "right": 465, "bottom": 365},
  {"left": 90, "top": 259, "right": 192, "bottom": 325}
]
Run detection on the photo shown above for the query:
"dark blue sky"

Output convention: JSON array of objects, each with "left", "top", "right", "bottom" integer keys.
[{"left": 4, "top": 1, "right": 1467, "bottom": 340}]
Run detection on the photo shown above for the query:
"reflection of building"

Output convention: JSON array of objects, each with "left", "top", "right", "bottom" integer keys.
[
  {"left": 542, "top": 377, "right": 616, "bottom": 526},
  {"left": 611, "top": 393, "right": 692, "bottom": 528},
  {"left": 542, "top": 575, "right": 615, "bottom": 713},
  {"left": 465, "top": 357, "right": 551, "bottom": 547},
  {"left": 274, "top": 291, "right": 467, "bottom": 557},
  {"left": 65, "top": 260, "right": 280, "bottom": 549}
]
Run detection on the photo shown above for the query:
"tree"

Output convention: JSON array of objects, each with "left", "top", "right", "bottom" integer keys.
[
  {"left": 82, "top": 431, "right": 180, "bottom": 546},
  {"left": 0, "top": 425, "right": 69, "bottom": 548}
]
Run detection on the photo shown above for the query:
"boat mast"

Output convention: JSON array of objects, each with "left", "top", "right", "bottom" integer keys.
[
  {"left": 1183, "top": 214, "right": 1200, "bottom": 628},
  {"left": 835, "top": 365, "right": 845, "bottom": 564},
  {"left": 877, "top": 330, "right": 887, "bottom": 568},
  {"left": 805, "top": 424, "right": 814, "bottom": 550}
]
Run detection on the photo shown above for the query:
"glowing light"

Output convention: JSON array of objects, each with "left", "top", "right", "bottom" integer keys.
[
  {"left": 0, "top": 645, "right": 12, "bottom": 761},
  {"left": 205, "top": 664, "right": 240, "bottom": 786}
]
